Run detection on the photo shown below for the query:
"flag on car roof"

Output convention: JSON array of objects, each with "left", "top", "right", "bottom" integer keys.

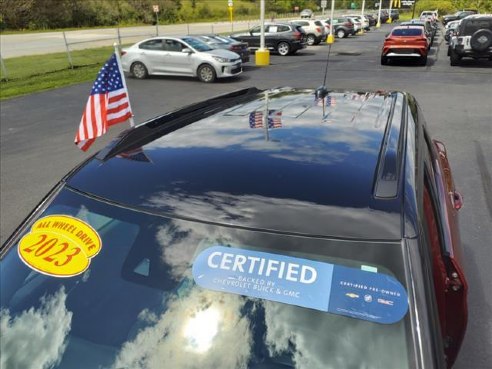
[
  {"left": 75, "top": 53, "right": 133, "bottom": 151},
  {"left": 315, "top": 96, "right": 336, "bottom": 107},
  {"left": 249, "top": 111, "right": 264, "bottom": 128},
  {"left": 268, "top": 110, "right": 282, "bottom": 128},
  {"left": 116, "top": 146, "right": 152, "bottom": 163}
]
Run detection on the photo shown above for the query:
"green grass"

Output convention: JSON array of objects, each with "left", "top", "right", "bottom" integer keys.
[{"left": 0, "top": 45, "right": 124, "bottom": 100}]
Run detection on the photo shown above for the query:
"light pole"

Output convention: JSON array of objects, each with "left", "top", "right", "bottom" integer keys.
[
  {"left": 359, "top": 0, "right": 366, "bottom": 34},
  {"left": 255, "top": 0, "right": 269, "bottom": 66},
  {"left": 388, "top": 0, "right": 393, "bottom": 24},
  {"left": 376, "top": 0, "right": 383, "bottom": 28},
  {"left": 327, "top": 0, "right": 335, "bottom": 44}
]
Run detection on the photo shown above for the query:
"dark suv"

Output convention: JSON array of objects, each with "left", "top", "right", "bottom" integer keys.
[
  {"left": 323, "top": 17, "right": 356, "bottom": 38},
  {"left": 1, "top": 87, "right": 467, "bottom": 369},
  {"left": 231, "top": 23, "right": 306, "bottom": 56},
  {"left": 448, "top": 14, "right": 492, "bottom": 65},
  {"left": 442, "top": 10, "right": 478, "bottom": 26}
]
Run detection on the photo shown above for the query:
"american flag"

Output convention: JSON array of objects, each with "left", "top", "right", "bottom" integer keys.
[
  {"left": 326, "top": 96, "right": 337, "bottom": 107},
  {"left": 117, "top": 146, "right": 151, "bottom": 163},
  {"left": 249, "top": 111, "right": 264, "bottom": 128},
  {"left": 268, "top": 110, "right": 282, "bottom": 128},
  {"left": 75, "top": 53, "right": 133, "bottom": 151},
  {"left": 315, "top": 96, "right": 337, "bottom": 107}
]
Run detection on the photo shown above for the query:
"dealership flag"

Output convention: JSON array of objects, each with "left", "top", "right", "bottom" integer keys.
[{"left": 75, "top": 52, "right": 133, "bottom": 151}]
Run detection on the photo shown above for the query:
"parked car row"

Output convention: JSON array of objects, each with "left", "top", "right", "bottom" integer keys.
[
  {"left": 120, "top": 15, "right": 383, "bottom": 84},
  {"left": 230, "top": 22, "right": 307, "bottom": 56},
  {"left": 381, "top": 11, "right": 492, "bottom": 67}
]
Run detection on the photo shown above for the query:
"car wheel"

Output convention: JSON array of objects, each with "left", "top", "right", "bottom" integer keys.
[
  {"left": 449, "top": 49, "right": 461, "bottom": 66},
  {"left": 381, "top": 55, "right": 388, "bottom": 65},
  {"left": 337, "top": 29, "right": 346, "bottom": 39},
  {"left": 131, "top": 62, "right": 148, "bottom": 79},
  {"left": 470, "top": 29, "right": 492, "bottom": 52},
  {"left": 277, "top": 42, "right": 290, "bottom": 56},
  {"left": 306, "top": 34, "right": 316, "bottom": 46},
  {"left": 197, "top": 64, "right": 216, "bottom": 83}
]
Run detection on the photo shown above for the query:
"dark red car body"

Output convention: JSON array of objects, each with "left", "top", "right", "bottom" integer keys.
[{"left": 381, "top": 26, "right": 429, "bottom": 65}]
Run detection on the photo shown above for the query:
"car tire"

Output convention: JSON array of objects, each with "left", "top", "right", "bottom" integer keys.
[
  {"left": 306, "top": 34, "right": 316, "bottom": 46},
  {"left": 337, "top": 29, "right": 346, "bottom": 39},
  {"left": 470, "top": 29, "right": 492, "bottom": 52},
  {"left": 277, "top": 42, "right": 291, "bottom": 56},
  {"left": 449, "top": 49, "right": 461, "bottom": 66},
  {"left": 197, "top": 64, "right": 216, "bottom": 83},
  {"left": 381, "top": 55, "right": 388, "bottom": 65},
  {"left": 131, "top": 62, "right": 148, "bottom": 79}
]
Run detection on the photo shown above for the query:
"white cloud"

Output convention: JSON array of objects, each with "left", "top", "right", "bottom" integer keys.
[
  {"left": 112, "top": 287, "right": 252, "bottom": 369},
  {"left": 263, "top": 300, "right": 409, "bottom": 369},
  {"left": 0, "top": 287, "right": 72, "bottom": 369}
]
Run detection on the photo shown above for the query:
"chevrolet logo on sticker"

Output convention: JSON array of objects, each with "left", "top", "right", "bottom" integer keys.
[{"left": 346, "top": 293, "right": 359, "bottom": 299}]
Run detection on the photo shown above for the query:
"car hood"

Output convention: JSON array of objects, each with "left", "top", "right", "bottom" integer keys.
[{"left": 204, "top": 48, "right": 240, "bottom": 59}]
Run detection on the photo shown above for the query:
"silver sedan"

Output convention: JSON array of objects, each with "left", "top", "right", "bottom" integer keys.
[{"left": 121, "top": 36, "right": 242, "bottom": 83}]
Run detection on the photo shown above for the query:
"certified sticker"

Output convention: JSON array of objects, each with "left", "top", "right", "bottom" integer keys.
[
  {"left": 193, "top": 246, "right": 409, "bottom": 324},
  {"left": 18, "top": 215, "right": 102, "bottom": 277}
]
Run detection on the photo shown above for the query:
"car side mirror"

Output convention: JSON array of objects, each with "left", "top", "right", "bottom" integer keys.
[{"left": 182, "top": 48, "right": 193, "bottom": 54}]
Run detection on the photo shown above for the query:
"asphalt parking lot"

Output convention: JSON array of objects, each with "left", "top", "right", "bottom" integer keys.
[{"left": 1, "top": 23, "right": 491, "bottom": 368}]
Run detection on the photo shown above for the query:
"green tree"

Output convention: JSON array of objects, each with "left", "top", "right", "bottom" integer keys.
[{"left": 0, "top": 0, "right": 34, "bottom": 29}]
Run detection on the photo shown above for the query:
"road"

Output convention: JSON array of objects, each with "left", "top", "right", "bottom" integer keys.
[
  {"left": 1, "top": 24, "right": 491, "bottom": 368},
  {"left": 0, "top": 12, "right": 354, "bottom": 58}
]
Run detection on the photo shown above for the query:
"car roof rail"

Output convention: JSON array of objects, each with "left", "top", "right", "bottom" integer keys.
[
  {"left": 373, "top": 92, "right": 407, "bottom": 199},
  {"left": 96, "top": 87, "right": 262, "bottom": 161}
]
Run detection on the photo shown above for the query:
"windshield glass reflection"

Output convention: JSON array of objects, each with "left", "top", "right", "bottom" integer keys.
[{"left": 1, "top": 189, "right": 411, "bottom": 369}]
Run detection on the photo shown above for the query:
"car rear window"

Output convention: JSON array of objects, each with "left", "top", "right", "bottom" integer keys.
[
  {"left": 462, "top": 19, "right": 492, "bottom": 34},
  {"left": 1, "top": 188, "right": 414, "bottom": 369},
  {"left": 392, "top": 28, "right": 423, "bottom": 36}
]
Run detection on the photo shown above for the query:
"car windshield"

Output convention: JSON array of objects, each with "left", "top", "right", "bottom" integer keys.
[
  {"left": 392, "top": 28, "right": 423, "bottom": 36},
  {"left": 181, "top": 37, "right": 212, "bottom": 52},
  {"left": 1, "top": 188, "right": 414, "bottom": 369},
  {"left": 214, "top": 35, "right": 233, "bottom": 43}
]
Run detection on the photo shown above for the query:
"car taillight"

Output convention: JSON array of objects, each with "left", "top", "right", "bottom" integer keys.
[
  {"left": 316, "top": 27, "right": 321, "bottom": 32},
  {"left": 230, "top": 45, "right": 241, "bottom": 51},
  {"left": 344, "top": 22, "right": 352, "bottom": 27},
  {"left": 293, "top": 31, "right": 302, "bottom": 40}
]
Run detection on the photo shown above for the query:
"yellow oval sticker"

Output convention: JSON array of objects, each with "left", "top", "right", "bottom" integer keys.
[{"left": 18, "top": 215, "right": 102, "bottom": 277}]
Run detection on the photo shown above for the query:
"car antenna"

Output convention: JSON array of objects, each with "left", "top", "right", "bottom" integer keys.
[{"left": 315, "top": 43, "right": 333, "bottom": 100}]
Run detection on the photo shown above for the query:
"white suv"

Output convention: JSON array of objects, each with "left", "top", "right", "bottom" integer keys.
[
  {"left": 448, "top": 14, "right": 492, "bottom": 65},
  {"left": 289, "top": 19, "right": 326, "bottom": 45}
]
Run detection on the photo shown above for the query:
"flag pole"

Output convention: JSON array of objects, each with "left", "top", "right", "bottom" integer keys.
[
  {"left": 113, "top": 43, "right": 135, "bottom": 127},
  {"left": 263, "top": 90, "right": 270, "bottom": 141}
]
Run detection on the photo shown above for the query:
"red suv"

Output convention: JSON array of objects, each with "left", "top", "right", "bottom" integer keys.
[{"left": 381, "top": 26, "right": 429, "bottom": 65}]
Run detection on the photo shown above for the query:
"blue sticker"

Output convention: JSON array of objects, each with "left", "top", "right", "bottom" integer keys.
[{"left": 192, "top": 246, "right": 408, "bottom": 324}]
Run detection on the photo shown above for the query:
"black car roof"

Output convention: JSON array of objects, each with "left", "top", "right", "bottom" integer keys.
[{"left": 67, "top": 88, "right": 411, "bottom": 240}]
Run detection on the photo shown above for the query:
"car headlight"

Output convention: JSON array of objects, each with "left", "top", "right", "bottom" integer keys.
[{"left": 212, "top": 56, "right": 231, "bottom": 63}]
